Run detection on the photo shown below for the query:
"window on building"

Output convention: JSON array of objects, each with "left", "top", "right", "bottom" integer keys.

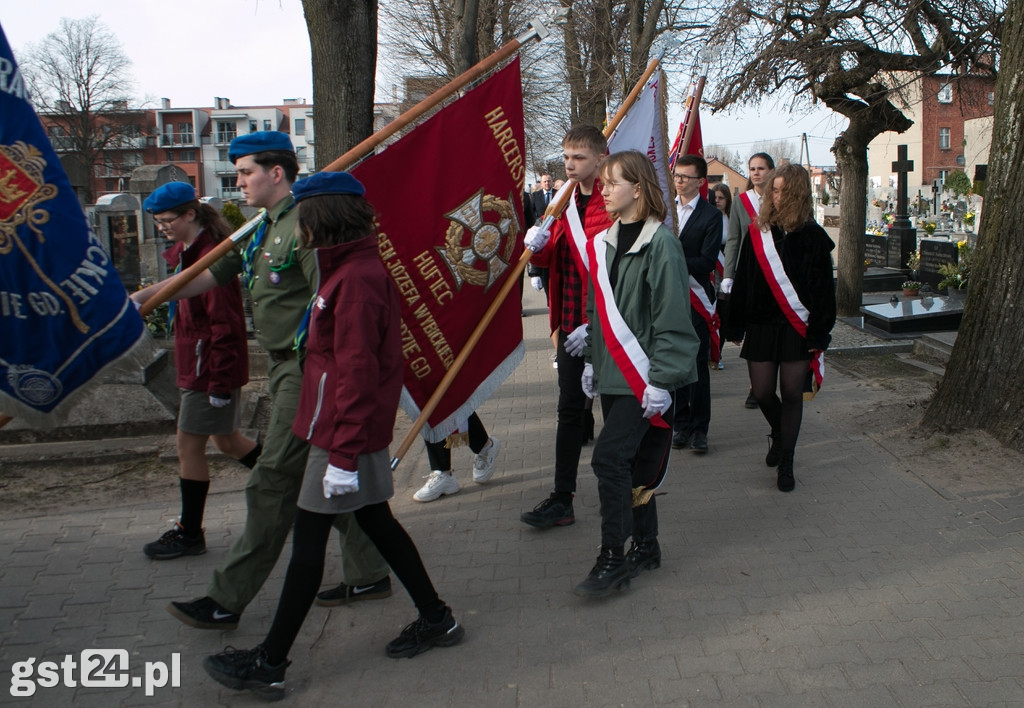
[
  {"left": 166, "top": 150, "right": 175, "bottom": 162},
  {"left": 178, "top": 122, "right": 193, "bottom": 142},
  {"left": 216, "top": 121, "right": 237, "bottom": 144},
  {"left": 294, "top": 118, "right": 305, "bottom": 136},
  {"left": 249, "top": 120, "right": 258, "bottom": 133},
  {"left": 937, "top": 83, "right": 952, "bottom": 103},
  {"left": 181, "top": 150, "right": 196, "bottom": 163},
  {"left": 938, "top": 127, "right": 951, "bottom": 150},
  {"left": 218, "top": 148, "right": 229, "bottom": 161},
  {"left": 988, "top": 92, "right": 995, "bottom": 105},
  {"left": 263, "top": 119, "right": 272, "bottom": 131},
  {"left": 939, "top": 170, "right": 950, "bottom": 185}
]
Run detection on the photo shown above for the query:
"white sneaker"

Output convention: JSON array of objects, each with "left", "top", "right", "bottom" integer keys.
[
  {"left": 472, "top": 437, "right": 501, "bottom": 484},
  {"left": 413, "top": 471, "right": 460, "bottom": 502}
]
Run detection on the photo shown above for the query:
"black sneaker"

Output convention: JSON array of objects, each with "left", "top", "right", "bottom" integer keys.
[
  {"left": 143, "top": 523, "right": 206, "bottom": 560},
  {"left": 315, "top": 576, "right": 392, "bottom": 607},
  {"left": 520, "top": 494, "right": 575, "bottom": 528},
  {"left": 385, "top": 607, "right": 465, "bottom": 658},
  {"left": 203, "top": 645, "right": 290, "bottom": 701},
  {"left": 168, "top": 596, "right": 240, "bottom": 630}
]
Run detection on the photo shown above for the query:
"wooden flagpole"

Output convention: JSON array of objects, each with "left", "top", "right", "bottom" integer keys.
[
  {"left": 389, "top": 53, "right": 665, "bottom": 468},
  {"left": 137, "top": 15, "right": 563, "bottom": 321}
]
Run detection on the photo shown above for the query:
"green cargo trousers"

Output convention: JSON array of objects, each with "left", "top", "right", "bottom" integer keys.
[{"left": 207, "top": 356, "right": 389, "bottom": 614}]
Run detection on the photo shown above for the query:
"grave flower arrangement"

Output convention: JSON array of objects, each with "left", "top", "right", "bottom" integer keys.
[
  {"left": 964, "top": 210, "right": 976, "bottom": 226},
  {"left": 937, "top": 239, "right": 971, "bottom": 292}
]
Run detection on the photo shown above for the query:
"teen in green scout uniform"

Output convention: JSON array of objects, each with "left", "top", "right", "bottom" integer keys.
[{"left": 134, "top": 132, "right": 391, "bottom": 627}]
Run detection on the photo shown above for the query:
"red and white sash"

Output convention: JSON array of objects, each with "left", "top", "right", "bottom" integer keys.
[
  {"left": 689, "top": 276, "right": 720, "bottom": 364},
  {"left": 566, "top": 199, "right": 669, "bottom": 429},
  {"left": 739, "top": 189, "right": 760, "bottom": 241},
  {"left": 749, "top": 226, "right": 825, "bottom": 399}
]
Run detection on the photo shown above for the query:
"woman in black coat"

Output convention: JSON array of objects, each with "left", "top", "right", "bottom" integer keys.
[{"left": 724, "top": 163, "right": 836, "bottom": 492}]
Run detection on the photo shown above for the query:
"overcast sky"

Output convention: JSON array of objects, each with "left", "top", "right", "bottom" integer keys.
[{"left": 3, "top": 0, "right": 844, "bottom": 166}]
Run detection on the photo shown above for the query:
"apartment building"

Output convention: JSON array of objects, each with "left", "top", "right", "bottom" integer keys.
[{"left": 867, "top": 73, "right": 995, "bottom": 192}]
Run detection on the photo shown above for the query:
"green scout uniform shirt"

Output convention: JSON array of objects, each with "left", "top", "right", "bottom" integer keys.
[{"left": 209, "top": 194, "right": 318, "bottom": 353}]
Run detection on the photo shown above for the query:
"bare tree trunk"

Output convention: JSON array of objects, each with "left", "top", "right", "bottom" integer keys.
[
  {"left": 302, "top": 0, "right": 377, "bottom": 164},
  {"left": 832, "top": 130, "right": 869, "bottom": 317},
  {"left": 926, "top": 0, "right": 1024, "bottom": 450},
  {"left": 454, "top": 0, "right": 481, "bottom": 74}
]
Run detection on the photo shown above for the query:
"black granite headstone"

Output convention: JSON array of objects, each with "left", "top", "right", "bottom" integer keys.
[
  {"left": 918, "top": 238, "right": 958, "bottom": 288},
  {"left": 864, "top": 234, "right": 889, "bottom": 267}
]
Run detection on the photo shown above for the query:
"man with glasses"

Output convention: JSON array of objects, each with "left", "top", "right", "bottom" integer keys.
[{"left": 671, "top": 155, "right": 722, "bottom": 454}]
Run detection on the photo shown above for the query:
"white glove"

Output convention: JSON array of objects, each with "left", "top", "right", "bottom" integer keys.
[
  {"left": 720, "top": 278, "right": 734, "bottom": 295},
  {"left": 530, "top": 276, "right": 543, "bottom": 291},
  {"left": 323, "top": 464, "right": 360, "bottom": 497},
  {"left": 581, "top": 362, "right": 596, "bottom": 399},
  {"left": 525, "top": 225, "right": 551, "bottom": 252},
  {"left": 564, "top": 323, "right": 588, "bottom": 357},
  {"left": 641, "top": 385, "right": 671, "bottom": 419},
  {"left": 208, "top": 394, "right": 231, "bottom": 408}
]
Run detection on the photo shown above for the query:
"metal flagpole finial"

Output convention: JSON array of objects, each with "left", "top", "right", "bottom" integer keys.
[
  {"left": 520, "top": 8, "right": 568, "bottom": 44},
  {"left": 653, "top": 33, "right": 682, "bottom": 61},
  {"left": 699, "top": 45, "right": 722, "bottom": 69}
]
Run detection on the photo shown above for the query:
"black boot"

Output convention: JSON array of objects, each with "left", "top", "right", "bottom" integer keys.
[
  {"left": 584, "top": 409, "right": 595, "bottom": 444},
  {"left": 765, "top": 433, "right": 780, "bottom": 467},
  {"left": 626, "top": 538, "right": 661, "bottom": 578},
  {"left": 574, "top": 546, "right": 630, "bottom": 597},
  {"left": 777, "top": 451, "right": 795, "bottom": 492}
]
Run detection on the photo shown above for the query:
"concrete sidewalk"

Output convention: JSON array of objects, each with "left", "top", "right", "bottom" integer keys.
[{"left": 2, "top": 287, "right": 1023, "bottom": 706}]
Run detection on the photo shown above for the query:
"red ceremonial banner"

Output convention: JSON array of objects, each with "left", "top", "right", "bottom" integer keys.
[{"left": 351, "top": 59, "right": 526, "bottom": 442}]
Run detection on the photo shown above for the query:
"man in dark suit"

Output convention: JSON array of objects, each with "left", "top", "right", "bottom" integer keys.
[
  {"left": 527, "top": 174, "right": 555, "bottom": 294},
  {"left": 671, "top": 155, "right": 723, "bottom": 453}
]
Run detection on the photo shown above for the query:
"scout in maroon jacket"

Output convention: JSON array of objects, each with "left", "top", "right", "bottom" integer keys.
[
  {"left": 140, "top": 182, "right": 261, "bottom": 561},
  {"left": 203, "top": 171, "right": 464, "bottom": 701}
]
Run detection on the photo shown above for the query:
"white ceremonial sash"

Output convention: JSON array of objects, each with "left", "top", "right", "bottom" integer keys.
[
  {"left": 749, "top": 226, "right": 825, "bottom": 398},
  {"left": 578, "top": 219, "right": 670, "bottom": 429}
]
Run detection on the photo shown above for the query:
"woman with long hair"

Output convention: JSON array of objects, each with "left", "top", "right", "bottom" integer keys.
[
  {"left": 722, "top": 153, "right": 775, "bottom": 408},
  {"left": 203, "top": 172, "right": 463, "bottom": 700},
  {"left": 710, "top": 182, "right": 733, "bottom": 370},
  {"left": 574, "top": 150, "right": 697, "bottom": 597},
  {"left": 724, "top": 164, "right": 836, "bottom": 492},
  {"left": 141, "top": 183, "right": 260, "bottom": 560}
]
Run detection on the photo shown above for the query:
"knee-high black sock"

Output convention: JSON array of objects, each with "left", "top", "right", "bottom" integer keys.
[
  {"left": 179, "top": 478, "right": 210, "bottom": 536},
  {"left": 262, "top": 509, "right": 334, "bottom": 666},
  {"left": 238, "top": 442, "right": 262, "bottom": 469}
]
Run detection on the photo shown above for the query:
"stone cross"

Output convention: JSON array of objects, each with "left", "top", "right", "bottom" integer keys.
[
  {"left": 890, "top": 145, "right": 917, "bottom": 270},
  {"left": 892, "top": 145, "right": 914, "bottom": 226}
]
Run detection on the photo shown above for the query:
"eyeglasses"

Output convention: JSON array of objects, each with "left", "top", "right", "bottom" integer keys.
[
  {"left": 602, "top": 181, "right": 636, "bottom": 190},
  {"left": 153, "top": 214, "right": 184, "bottom": 228},
  {"left": 672, "top": 174, "right": 701, "bottom": 182}
]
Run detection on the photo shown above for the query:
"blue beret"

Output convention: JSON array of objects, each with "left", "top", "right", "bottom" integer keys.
[
  {"left": 291, "top": 172, "right": 366, "bottom": 202},
  {"left": 228, "top": 131, "right": 295, "bottom": 163},
  {"left": 144, "top": 182, "right": 196, "bottom": 214}
]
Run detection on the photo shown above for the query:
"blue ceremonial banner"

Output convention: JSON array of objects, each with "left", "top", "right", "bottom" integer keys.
[{"left": 0, "top": 23, "right": 147, "bottom": 424}]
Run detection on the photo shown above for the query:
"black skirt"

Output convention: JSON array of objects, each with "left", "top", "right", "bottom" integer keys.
[{"left": 740, "top": 322, "right": 812, "bottom": 363}]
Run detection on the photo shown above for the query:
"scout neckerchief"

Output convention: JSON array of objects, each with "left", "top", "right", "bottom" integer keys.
[
  {"left": 241, "top": 202, "right": 296, "bottom": 289},
  {"left": 748, "top": 224, "right": 825, "bottom": 400}
]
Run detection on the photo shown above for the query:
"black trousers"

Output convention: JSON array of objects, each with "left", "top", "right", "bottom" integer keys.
[
  {"left": 590, "top": 393, "right": 673, "bottom": 548},
  {"left": 424, "top": 412, "right": 488, "bottom": 470},
  {"left": 674, "top": 310, "right": 711, "bottom": 435},
  {"left": 554, "top": 330, "right": 587, "bottom": 494}
]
